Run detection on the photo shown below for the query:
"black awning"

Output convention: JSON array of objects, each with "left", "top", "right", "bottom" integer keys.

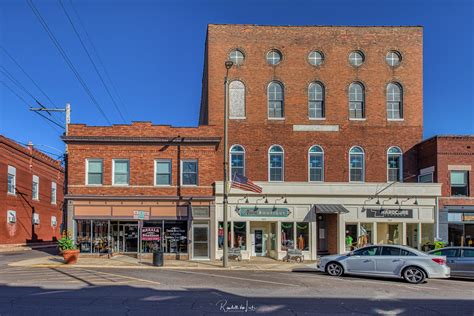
[{"left": 314, "top": 204, "right": 349, "bottom": 214}]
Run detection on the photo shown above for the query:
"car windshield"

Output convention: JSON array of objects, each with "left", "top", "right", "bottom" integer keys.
[{"left": 353, "top": 246, "right": 378, "bottom": 256}]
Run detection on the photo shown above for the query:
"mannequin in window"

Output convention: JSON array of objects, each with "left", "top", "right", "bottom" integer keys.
[
  {"left": 298, "top": 234, "right": 305, "bottom": 250},
  {"left": 218, "top": 224, "right": 224, "bottom": 248}
]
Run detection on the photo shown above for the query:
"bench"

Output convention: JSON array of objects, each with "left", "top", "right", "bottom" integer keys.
[
  {"left": 285, "top": 248, "right": 304, "bottom": 263},
  {"left": 220, "top": 248, "right": 242, "bottom": 261}
]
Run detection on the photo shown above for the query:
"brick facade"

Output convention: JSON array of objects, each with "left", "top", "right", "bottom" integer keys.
[
  {"left": 200, "top": 24, "right": 423, "bottom": 183},
  {"left": 0, "top": 136, "right": 64, "bottom": 244}
]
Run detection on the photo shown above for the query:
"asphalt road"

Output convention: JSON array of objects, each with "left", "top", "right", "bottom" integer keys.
[{"left": 0, "top": 250, "right": 472, "bottom": 315}]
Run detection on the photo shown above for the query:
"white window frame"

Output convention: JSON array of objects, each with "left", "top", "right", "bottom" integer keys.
[
  {"left": 112, "top": 159, "right": 130, "bottom": 186},
  {"left": 154, "top": 159, "right": 172, "bottom": 186},
  {"left": 308, "top": 82, "right": 325, "bottom": 119},
  {"left": 229, "top": 80, "right": 246, "bottom": 119},
  {"left": 230, "top": 144, "right": 245, "bottom": 179},
  {"left": 51, "top": 215, "right": 57, "bottom": 227},
  {"left": 32, "top": 175, "right": 39, "bottom": 200},
  {"left": 387, "top": 146, "right": 403, "bottom": 183},
  {"left": 418, "top": 166, "right": 435, "bottom": 183},
  {"left": 85, "top": 158, "right": 103, "bottom": 186},
  {"left": 7, "top": 165, "right": 16, "bottom": 195},
  {"left": 387, "top": 82, "right": 404, "bottom": 121},
  {"left": 267, "top": 81, "right": 284, "bottom": 119},
  {"left": 268, "top": 145, "right": 284, "bottom": 182},
  {"left": 181, "top": 159, "right": 198, "bottom": 186},
  {"left": 308, "top": 145, "right": 324, "bottom": 182},
  {"left": 349, "top": 146, "right": 365, "bottom": 183},
  {"left": 51, "top": 182, "right": 57, "bottom": 204}
]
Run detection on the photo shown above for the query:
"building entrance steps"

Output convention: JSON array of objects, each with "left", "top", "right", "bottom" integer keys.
[{"left": 9, "top": 252, "right": 316, "bottom": 271}]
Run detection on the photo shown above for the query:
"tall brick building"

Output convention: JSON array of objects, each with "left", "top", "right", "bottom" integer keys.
[
  {"left": 415, "top": 136, "right": 474, "bottom": 246},
  {"left": 200, "top": 25, "right": 440, "bottom": 260},
  {"left": 1, "top": 136, "right": 63, "bottom": 245}
]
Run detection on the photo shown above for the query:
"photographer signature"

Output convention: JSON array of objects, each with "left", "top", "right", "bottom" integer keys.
[{"left": 216, "top": 299, "right": 257, "bottom": 313}]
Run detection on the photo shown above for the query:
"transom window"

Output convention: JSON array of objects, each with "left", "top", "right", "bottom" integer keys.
[
  {"left": 387, "top": 82, "right": 403, "bottom": 119},
  {"left": 308, "top": 51, "right": 324, "bottom": 66},
  {"left": 86, "top": 159, "right": 103, "bottom": 185},
  {"left": 349, "top": 82, "right": 365, "bottom": 119},
  {"left": 387, "top": 146, "right": 403, "bottom": 182},
  {"left": 229, "top": 80, "right": 245, "bottom": 118},
  {"left": 308, "top": 82, "right": 325, "bottom": 119},
  {"left": 155, "top": 160, "right": 172, "bottom": 186},
  {"left": 266, "top": 49, "right": 282, "bottom": 65},
  {"left": 7, "top": 165, "right": 16, "bottom": 194},
  {"left": 349, "top": 146, "right": 365, "bottom": 182},
  {"left": 268, "top": 81, "right": 284, "bottom": 118},
  {"left": 230, "top": 145, "right": 245, "bottom": 178},
  {"left": 349, "top": 51, "right": 365, "bottom": 67},
  {"left": 229, "top": 49, "right": 245, "bottom": 65},
  {"left": 308, "top": 145, "right": 324, "bottom": 182},
  {"left": 181, "top": 160, "right": 198, "bottom": 186},
  {"left": 386, "top": 51, "right": 402, "bottom": 67},
  {"left": 113, "top": 159, "right": 130, "bottom": 185},
  {"left": 450, "top": 171, "right": 469, "bottom": 196},
  {"left": 268, "top": 145, "right": 284, "bottom": 182}
]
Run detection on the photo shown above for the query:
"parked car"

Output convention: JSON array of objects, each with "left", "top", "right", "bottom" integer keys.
[
  {"left": 428, "top": 247, "right": 474, "bottom": 278},
  {"left": 317, "top": 245, "right": 450, "bottom": 284}
]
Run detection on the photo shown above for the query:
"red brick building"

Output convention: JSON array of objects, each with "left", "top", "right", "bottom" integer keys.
[
  {"left": 0, "top": 135, "right": 63, "bottom": 245},
  {"left": 415, "top": 135, "right": 474, "bottom": 246},
  {"left": 63, "top": 122, "right": 220, "bottom": 259},
  {"left": 200, "top": 25, "right": 440, "bottom": 259}
]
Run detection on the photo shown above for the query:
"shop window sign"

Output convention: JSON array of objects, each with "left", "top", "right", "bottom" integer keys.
[
  {"left": 366, "top": 208, "right": 413, "bottom": 218},
  {"left": 142, "top": 227, "right": 161, "bottom": 241}
]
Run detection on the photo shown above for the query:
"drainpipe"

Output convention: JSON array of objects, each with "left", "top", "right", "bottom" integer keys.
[{"left": 435, "top": 196, "right": 440, "bottom": 241}]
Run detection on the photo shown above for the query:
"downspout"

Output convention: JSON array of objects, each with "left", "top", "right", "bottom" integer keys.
[{"left": 435, "top": 196, "right": 439, "bottom": 241}]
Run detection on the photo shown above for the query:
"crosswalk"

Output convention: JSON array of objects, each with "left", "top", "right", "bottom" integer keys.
[{"left": 0, "top": 267, "right": 160, "bottom": 288}]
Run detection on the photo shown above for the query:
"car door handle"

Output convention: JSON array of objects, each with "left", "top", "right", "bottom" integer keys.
[
  {"left": 392, "top": 259, "right": 401, "bottom": 262},
  {"left": 363, "top": 260, "right": 372, "bottom": 263}
]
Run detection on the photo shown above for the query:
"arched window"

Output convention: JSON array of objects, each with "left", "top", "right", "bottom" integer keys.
[
  {"left": 349, "top": 82, "right": 365, "bottom": 119},
  {"left": 268, "top": 82, "right": 284, "bottom": 118},
  {"left": 308, "top": 145, "right": 324, "bottom": 182},
  {"left": 387, "top": 146, "right": 403, "bottom": 182},
  {"left": 308, "top": 82, "right": 325, "bottom": 119},
  {"left": 229, "top": 80, "right": 245, "bottom": 119},
  {"left": 387, "top": 83, "right": 403, "bottom": 119},
  {"left": 349, "top": 146, "right": 365, "bottom": 182},
  {"left": 268, "top": 145, "right": 284, "bottom": 181},
  {"left": 230, "top": 145, "right": 245, "bottom": 178}
]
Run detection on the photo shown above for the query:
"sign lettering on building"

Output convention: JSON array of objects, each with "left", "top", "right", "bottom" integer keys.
[
  {"left": 366, "top": 208, "right": 413, "bottom": 218},
  {"left": 192, "top": 206, "right": 210, "bottom": 218},
  {"left": 237, "top": 207, "right": 290, "bottom": 217},
  {"left": 142, "top": 227, "right": 161, "bottom": 241},
  {"left": 133, "top": 210, "right": 150, "bottom": 220}
]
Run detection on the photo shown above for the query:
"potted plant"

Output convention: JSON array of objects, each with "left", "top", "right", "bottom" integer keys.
[{"left": 58, "top": 231, "right": 80, "bottom": 264}]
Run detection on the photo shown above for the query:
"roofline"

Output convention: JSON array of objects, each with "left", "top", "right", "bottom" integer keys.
[
  {"left": 65, "top": 194, "right": 215, "bottom": 202},
  {"left": 208, "top": 23, "right": 423, "bottom": 28},
  {"left": 419, "top": 134, "right": 474, "bottom": 144},
  {"left": 62, "top": 135, "right": 221, "bottom": 145}
]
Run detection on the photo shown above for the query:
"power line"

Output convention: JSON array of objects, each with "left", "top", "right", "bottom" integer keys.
[
  {"left": 58, "top": 0, "right": 126, "bottom": 123},
  {"left": 1, "top": 80, "right": 64, "bottom": 132},
  {"left": 68, "top": 0, "right": 131, "bottom": 121},
  {"left": 27, "top": 0, "right": 112, "bottom": 125}
]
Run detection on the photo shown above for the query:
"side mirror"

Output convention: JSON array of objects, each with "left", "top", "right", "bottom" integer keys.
[{"left": 347, "top": 251, "right": 354, "bottom": 257}]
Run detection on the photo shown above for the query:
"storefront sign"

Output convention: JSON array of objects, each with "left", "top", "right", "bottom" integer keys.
[
  {"left": 192, "top": 206, "right": 210, "bottom": 218},
  {"left": 142, "top": 227, "right": 161, "bottom": 241},
  {"left": 166, "top": 227, "right": 187, "bottom": 241},
  {"left": 366, "top": 208, "right": 413, "bottom": 218},
  {"left": 133, "top": 210, "right": 150, "bottom": 220},
  {"left": 237, "top": 207, "right": 290, "bottom": 217}
]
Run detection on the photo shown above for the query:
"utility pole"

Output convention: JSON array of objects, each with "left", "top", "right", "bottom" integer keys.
[{"left": 223, "top": 61, "right": 233, "bottom": 268}]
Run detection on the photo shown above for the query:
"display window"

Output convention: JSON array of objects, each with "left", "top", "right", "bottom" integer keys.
[
  {"left": 218, "top": 222, "right": 231, "bottom": 249},
  {"left": 345, "top": 224, "right": 357, "bottom": 251},
  {"left": 233, "top": 222, "right": 247, "bottom": 250},
  {"left": 281, "top": 222, "right": 294, "bottom": 250},
  {"left": 296, "top": 222, "right": 309, "bottom": 251}
]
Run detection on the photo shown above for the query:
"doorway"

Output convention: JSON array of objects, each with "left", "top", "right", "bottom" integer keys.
[
  {"left": 111, "top": 222, "right": 139, "bottom": 253},
  {"left": 253, "top": 228, "right": 267, "bottom": 256},
  {"left": 193, "top": 224, "right": 209, "bottom": 259}
]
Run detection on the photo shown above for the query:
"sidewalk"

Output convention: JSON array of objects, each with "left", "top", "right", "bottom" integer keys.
[
  {"left": 0, "top": 243, "right": 57, "bottom": 253},
  {"left": 9, "top": 254, "right": 318, "bottom": 271}
]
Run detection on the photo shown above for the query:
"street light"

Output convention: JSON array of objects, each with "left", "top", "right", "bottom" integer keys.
[{"left": 223, "top": 60, "right": 233, "bottom": 268}]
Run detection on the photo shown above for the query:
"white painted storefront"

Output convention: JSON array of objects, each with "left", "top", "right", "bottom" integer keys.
[{"left": 214, "top": 182, "right": 441, "bottom": 261}]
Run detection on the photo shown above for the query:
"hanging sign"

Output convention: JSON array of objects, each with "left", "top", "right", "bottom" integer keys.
[
  {"left": 142, "top": 227, "right": 161, "bottom": 241},
  {"left": 133, "top": 210, "right": 150, "bottom": 220},
  {"left": 238, "top": 207, "right": 290, "bottom": 217},
  {"left": 366, "top": 209, "right": 413, "bottom": 218}
]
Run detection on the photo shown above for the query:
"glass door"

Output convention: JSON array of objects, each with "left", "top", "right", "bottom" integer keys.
[
  {"left": 123, "top": 225, "right": 138, "bottom": 253},
  {"left": 193, "top": 224, "right": 209, "bottom": 259}
]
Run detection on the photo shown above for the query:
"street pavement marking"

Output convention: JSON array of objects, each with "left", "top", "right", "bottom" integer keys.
[
  {"left": 171, "top": 270, "right": 300, "bottom": 287},
  {"left": 77, "top": 268, "right": 161, "bottom": 286}
]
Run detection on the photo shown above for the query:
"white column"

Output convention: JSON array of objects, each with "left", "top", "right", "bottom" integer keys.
[
  {"left": 230, "top": 221, "right": 234, "bottom": 249},
  {"left": 277, "top": 221, "right": 282, "bottom": 256},
  {"left": 417, "top": 222, "right": 422, "bottom": 250},
  {"left": 402, "top": 222, "right": 407, "bottom": 246},
  {"left": 246, "top": 221, "right": 251, "bottom": 258},
  {"left": 373, "top": 222, "right": 378, "bottom": 245},
  {"left": 338, "top": 215, "right": 345, "bottom": 253},
  {"left": 311, "top": 220, "right": 317, "bottom": 260}
]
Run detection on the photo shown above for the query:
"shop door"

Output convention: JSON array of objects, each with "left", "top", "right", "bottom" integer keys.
[
  {"left": 254, "top": 229, "right": 266, "bottom": 256},
  {"left": 193, "top": 224, "right": 209, "bottom": 259},
  {"left": 123, "top": 225, "right": 138, "bottom": 253},
  {"left": 317, "top": 216, "right": 328, "bottom": 254}
]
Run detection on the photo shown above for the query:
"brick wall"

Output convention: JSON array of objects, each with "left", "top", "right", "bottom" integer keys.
[
  {"left": 200, "top": 25, "right": 424, "bottom": 182},
  {"left": 0, "top": 136, "right": 64, "bottom": 244}
]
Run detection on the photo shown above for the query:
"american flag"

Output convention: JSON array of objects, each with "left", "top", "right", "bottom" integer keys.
[{"left": 231, "top": 174, "right": 263, "bottom": 193}]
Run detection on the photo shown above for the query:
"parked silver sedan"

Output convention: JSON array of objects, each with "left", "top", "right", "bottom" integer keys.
[
  {"left": 428, "top": 247, "right": 474, "bottom": 278},
  {"left": 317, "top": 245, "right": 450, "bottom": 284}
]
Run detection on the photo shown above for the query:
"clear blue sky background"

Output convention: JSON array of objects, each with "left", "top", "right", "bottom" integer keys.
[{"left": 1, "top": 0, "right": 473, "bottom": 158}]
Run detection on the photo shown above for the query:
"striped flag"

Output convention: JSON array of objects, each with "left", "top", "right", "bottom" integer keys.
[{"left": 231, "top": 174, "right": 263, "bottom": 193}]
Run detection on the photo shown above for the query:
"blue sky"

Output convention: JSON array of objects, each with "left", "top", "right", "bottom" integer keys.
[{"left": 0, "top": 0, "right": 473, "bottom": 158}]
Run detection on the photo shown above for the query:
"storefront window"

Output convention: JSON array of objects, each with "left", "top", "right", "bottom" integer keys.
[
  {"left": 164, "top": 221, "right": 187, "bottom": 253},
  {"left": 92, "top": 220, "right": 109, "bottom": 254},
  {"left": 76, "top": 220, "right": 91, "bottom": 253},
  {"left": 270, "top": 223, "right": 277, "bottom": 251},
  {"left": 421, "top": 223, "right": 434, "bottom": 246},
  {"left": 281, "top": 222, "right": 294, "bottom": 250},
  {"left": 218, "top": 222, "right": 231, "bottom": 250},
  {"left": 345, "top": 224, "right": 357, "bottom": 251},
  {"left": 296, "top": 222, "right": 309, "bottom": 251},
  {"left": 142, "top": 221, "right": 162, "bottom": 253},
  {"left": 406, "top": 223, "right": 418, "bottom": 249},
  {"left": 233, "top": 222, "right": 246, "bottom": 250},
  {"left": 359, "top": 223, "right": 373, "bottom": 248},
  {"left": 377, "top": 223, "right": 402, "bottom": 245}
]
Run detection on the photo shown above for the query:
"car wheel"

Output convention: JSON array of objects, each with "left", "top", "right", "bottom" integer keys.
[
  {"left": 326, "top": 262, "right": 344, "bottom": 276},
  {"left": 403, "top": 266, "right": 426, "bottom": 284}
]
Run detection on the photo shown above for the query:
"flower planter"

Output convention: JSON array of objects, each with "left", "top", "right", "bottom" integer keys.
[{"left": 62, "top": 249, "right": 80, "bottom": 264}]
